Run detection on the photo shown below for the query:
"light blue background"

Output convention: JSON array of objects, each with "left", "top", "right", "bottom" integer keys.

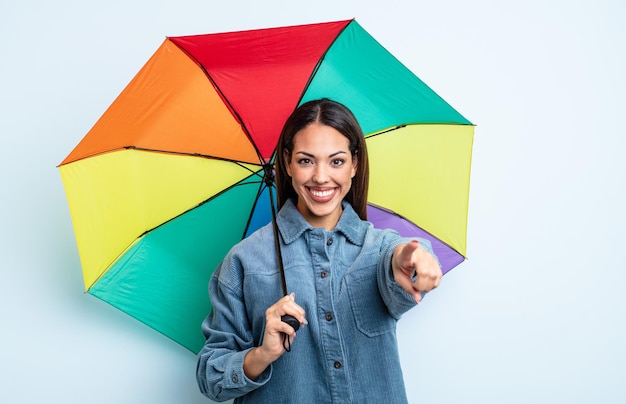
[{"left": 2, "top": 1, "right": 625, "bottom": 403}]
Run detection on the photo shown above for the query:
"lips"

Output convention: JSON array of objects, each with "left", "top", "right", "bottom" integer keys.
[{"left": 307, "top": 187, "right": 336, "bottom": 202}]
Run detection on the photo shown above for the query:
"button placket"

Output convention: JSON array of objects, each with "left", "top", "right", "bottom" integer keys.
[{"left": 311, "top": 229, "right": 348, "bottom": 399}]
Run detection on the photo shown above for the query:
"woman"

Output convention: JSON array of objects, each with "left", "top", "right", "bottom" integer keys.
[{"left": 196, "top": 99, "right": 442, "bottom": 403}]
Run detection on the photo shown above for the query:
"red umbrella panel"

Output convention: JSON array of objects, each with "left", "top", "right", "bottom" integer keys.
[{"left": 59, "top": 19, "right": 474, "bottom": 352}]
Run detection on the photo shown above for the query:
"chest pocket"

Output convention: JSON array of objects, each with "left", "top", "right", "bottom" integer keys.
[{"left": 345, "top": 266, "right": 396, "bottom": 337}]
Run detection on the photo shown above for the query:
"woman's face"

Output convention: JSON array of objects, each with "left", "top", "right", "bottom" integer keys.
[{"left": 285, "top": 123, "right": 357, "bottom": 230}]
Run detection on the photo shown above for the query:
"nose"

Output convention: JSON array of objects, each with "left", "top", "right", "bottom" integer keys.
[{"left": 312, "top": 164, "right": 329, "bottom": 184}]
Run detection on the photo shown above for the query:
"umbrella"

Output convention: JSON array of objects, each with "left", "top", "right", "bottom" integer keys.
[{"left": 58, "top": 19, "right": 474, "bottom": 353}]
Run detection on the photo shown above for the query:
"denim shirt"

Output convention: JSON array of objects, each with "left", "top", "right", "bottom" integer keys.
[{"left": 196, "top": 200, "right": 436, "bottom": 403}]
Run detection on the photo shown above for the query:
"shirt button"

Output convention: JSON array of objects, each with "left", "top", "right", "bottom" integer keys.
[
  {"left": 334, "top": 361, "right": 342, "bottom": 369},
  {"left": 325, "top": 312, "right": 333, "bottom": 321},
  {"left": 321, "top": 271, "right": 328, "bottom": 278},
  {"left": 232, "top": 374, "right": 239, "bottom": 383},
  {"left": 326, "top": 237, "right": 333, "bottom": 246}
]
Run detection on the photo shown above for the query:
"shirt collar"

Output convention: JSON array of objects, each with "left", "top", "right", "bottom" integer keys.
[{"left": 277, "top": 199, "right": 367, "bottom": 246}]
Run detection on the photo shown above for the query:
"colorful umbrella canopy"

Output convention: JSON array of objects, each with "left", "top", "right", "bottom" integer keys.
[{"left": 59, "top": 19, "right": 474, "bottom": 353}]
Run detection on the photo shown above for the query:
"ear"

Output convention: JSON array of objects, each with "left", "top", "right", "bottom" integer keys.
[{"left": 351, "top": 153, "right": 358, "bottom": 178}]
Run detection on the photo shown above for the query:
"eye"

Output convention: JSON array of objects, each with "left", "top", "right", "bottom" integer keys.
[
  {"left": 331, "top": 158, "right": 345, "bottom": 167},
  {"left": 297, "top": 158, "right": 312, "bottom": 165}
]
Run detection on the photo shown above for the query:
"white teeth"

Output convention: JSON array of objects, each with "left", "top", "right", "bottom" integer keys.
[{"left": 310, "top": 189, "right": 333, "bottom": 198}]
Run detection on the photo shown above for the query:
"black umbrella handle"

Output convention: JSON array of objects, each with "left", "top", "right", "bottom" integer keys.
[{"left": 280, "top": 314, "right": 300, "bottom": 353}]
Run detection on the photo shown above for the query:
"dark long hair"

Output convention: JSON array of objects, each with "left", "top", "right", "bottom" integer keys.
[{"left": 275, "top": 98, "right": 369, "bottom": 220}]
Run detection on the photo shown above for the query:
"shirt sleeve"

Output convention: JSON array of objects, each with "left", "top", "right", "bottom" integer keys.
[
  {"left": 376, "top": 234, "right": 438, "bottom": 319},
  {"left": 196, "top": 255, "right": 272, "bottom": 401}
]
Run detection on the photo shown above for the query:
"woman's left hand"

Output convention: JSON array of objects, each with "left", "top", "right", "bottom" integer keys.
[{"left": 392, "top": 240, "right": 442, "bottom": 303}]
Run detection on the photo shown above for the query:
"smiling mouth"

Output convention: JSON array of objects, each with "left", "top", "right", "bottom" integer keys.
[
  {"left": 310, "top": 188, "right": 334, "bottom": 197},
  {"left": 307, "top": 187, "right": 336, "bottom": 201}
]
